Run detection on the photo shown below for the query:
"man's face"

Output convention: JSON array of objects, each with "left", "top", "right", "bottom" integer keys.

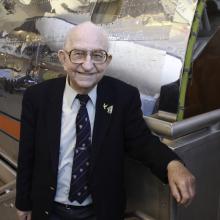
[{"left": 59, "top": 29, "right": 111, "bottom": 93}]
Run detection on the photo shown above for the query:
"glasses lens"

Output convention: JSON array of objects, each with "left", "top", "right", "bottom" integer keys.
[
  {"left": 91, "top": 50, "right": 107, "bottom": 63},
  {"left": 69, "top": 49, "right": 107, "bottom": 64},
  {"left": 70, "top": 50, "right": 86, "bottom": 63}
]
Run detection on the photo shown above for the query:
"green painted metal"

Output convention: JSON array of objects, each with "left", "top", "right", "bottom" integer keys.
[{"left": 177, "top": 0, "right": 207, "bottom": 121}]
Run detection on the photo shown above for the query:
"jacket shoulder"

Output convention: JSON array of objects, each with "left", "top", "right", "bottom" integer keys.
[
  {"left": 102, "top": 76, "right": 139, "bottom": 94},
  {"left": 24, "top": 77, "right": 65, "bottom": 96}
]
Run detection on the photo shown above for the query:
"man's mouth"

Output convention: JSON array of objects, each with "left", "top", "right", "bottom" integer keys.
[{"left": 76, "top": 72, "right": 97, "bottom": 76}]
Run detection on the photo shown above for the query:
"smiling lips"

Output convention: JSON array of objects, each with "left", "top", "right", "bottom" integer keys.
[{"left": 76, "top": 71, "right": 99, "bottom": 76}]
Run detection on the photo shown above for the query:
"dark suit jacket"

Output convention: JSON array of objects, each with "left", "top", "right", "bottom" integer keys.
[
  {"left": 16, "top": 76, "right": 179, "bottom": 220},
  {"left": 158, "top": 80, "right": 180, "bottom": 113}
]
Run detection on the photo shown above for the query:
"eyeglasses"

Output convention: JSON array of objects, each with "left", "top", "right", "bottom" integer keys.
[{"left": 66, "top": 49, "right": 109, "bottom": 64}]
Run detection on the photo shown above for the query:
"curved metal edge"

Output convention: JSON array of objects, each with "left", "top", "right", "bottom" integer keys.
[
  {"left": 172, "top": 109, "right": 220, "bottom": 138},
  {"left": 145, "top": 109, "right": 220, "bottom": 139}
]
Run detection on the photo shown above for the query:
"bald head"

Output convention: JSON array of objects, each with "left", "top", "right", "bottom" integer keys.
[
  {"left": 64, "top": 21, "right": 109, "bottom": 51},
  {"left": 58, "top": 21, "right": 112, "bottom": 94}
]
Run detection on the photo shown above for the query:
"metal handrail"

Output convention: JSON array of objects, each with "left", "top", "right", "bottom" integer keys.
[{"left": 145, "top": 109, "right": 220, "bottom": 139}]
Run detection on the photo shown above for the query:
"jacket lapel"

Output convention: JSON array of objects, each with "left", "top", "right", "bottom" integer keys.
[
  {"left": 46, "top": 76, "right": 115, "bottom": 176},
  {"left": 47, "top": 77, "right": 66, "bottom": 177},
  {"left": 91, "top": 77, "right": 115, "bottom": 170}
]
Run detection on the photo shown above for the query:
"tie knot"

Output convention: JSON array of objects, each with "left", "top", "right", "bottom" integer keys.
[{"left": 76, "top": 94, "right": 90, "bottom": 106}]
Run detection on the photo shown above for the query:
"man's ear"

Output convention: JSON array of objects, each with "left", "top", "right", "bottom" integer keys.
[
  {"left": 106, "top": 54, "right": 112, "bottom": 66},
  {"left": 58, "top": 50, "right": 66, "bottom": 65}
]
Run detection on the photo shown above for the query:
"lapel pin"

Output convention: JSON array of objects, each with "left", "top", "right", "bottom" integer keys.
[
  {"left": 103, "top": 103, "right": 108, "bottom": 110},
  {"left": 107, "top": 105, "right": 113, "bottom": 114},
  {"left": 103, "top": 103, "right": 113, "bottom": 114}
]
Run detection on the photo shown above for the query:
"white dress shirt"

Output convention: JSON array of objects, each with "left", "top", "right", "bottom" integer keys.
[{"left": 54, "top": 77, "right": 97, "bottom": 206}]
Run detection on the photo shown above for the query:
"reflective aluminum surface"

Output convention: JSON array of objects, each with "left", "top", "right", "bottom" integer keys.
[{"left": 0, "top": 0, "right": 198, "bottom": 98}]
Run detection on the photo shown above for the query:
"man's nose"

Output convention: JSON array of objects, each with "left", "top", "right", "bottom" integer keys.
[{"left": 81, "top": 54, "right": 94, "bottom": 71}]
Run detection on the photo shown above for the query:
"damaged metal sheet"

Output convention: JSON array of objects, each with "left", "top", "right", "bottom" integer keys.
[{"left": 0, "top": 0, "right": 198, "bottom": 115}]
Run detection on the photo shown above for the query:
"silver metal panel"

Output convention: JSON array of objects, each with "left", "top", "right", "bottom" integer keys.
[
  {"left": 0, "top": 131, "right": 18, "bottom": 167},
  {"left": 125, "top": 158, "right": 170, "bottom": 220},
  {"left": 173, "top": 129, "right": 220, "bottom": 220},
  {"left": 145, "top": 109, "right": 220, "bottom": 139},
  {"left": 0, "top": 92, "right": 22, "bottom": 119},
  {"left": 0, "top": 159, "right": 16, "bottom": 219},
  {"left": 0, "top": 0, "right": 198, "bottom": 99},
  {"left": 125, "top": 115, "right": 220, "bottom": 220},
  {"left": 0, "top": 160, "right": 15, "bottom": 185},
  {"left": 0, "top": 180, "right": 17, "bottom": 220}
]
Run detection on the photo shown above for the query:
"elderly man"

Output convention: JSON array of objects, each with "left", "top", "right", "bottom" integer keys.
[{"left": 16, "top": 22, "right": 195, "bottom": 220}]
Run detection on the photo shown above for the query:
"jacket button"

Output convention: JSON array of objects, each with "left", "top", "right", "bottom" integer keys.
[
  {"left": 45, "top": 211, "right": 49, "bottom": 215},
  {"left": 50, "top": 186, "right": 55, "bottom": 191}
]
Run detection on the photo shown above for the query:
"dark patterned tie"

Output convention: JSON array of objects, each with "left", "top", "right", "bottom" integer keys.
[{"left": 68, "top": 94, "right": 91, "bottom": 203}]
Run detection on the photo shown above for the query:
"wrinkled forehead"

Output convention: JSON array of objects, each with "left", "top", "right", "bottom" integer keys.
[{"left": 64, "top": 25, "right": 109, "bottom": 51}]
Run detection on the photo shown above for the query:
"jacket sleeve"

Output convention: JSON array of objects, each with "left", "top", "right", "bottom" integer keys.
[
  {"left": 124, "top": 87, "right": 181, "bottom": 183},
  {"left": 15, "top": 88, "right": 36, "bottom": 211}
]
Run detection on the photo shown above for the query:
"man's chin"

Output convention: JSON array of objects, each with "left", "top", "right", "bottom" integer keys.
[
  {"left": 75, "top": 76, "right": 102, "bottom": 87},
  {"left": 78, "top": 83, "right": 94, "bottom": 88},
  {"left": 69, "top": 74, "right": 104, "bottom": 91},
  {"left": 75, "top": 81, "right": 96, "bottom": 90}
]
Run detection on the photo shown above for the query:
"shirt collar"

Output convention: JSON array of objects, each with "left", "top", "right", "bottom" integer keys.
[{"left": 64, "top": 76, "right": 97, "bottom": 109}]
